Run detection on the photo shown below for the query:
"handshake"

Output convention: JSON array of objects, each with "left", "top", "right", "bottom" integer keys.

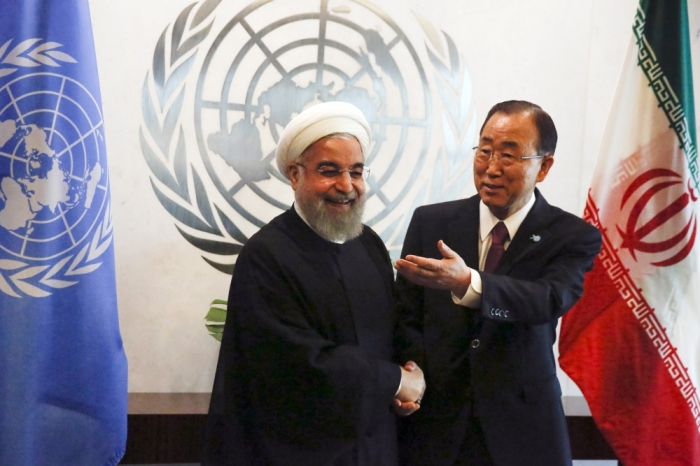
[{"left": 393, "top": 361, "right": 426, "bottom": 416}]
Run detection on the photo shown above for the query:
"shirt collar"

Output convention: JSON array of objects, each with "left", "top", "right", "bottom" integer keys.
[{"left": 479, "top": 193, "right": 536, "bottom": 242}]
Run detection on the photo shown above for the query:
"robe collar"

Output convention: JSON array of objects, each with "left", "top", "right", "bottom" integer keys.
[{"left": 285, "top": 206, "right": 348, "bottom": 253}]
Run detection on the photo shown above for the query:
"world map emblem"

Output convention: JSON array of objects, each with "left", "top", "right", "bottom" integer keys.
[
  {"left": 0, "top": 41, "right": 113, "bottom": 299},
  {"left": 142, "top": 0, "right": 477, "bottom": 273}
]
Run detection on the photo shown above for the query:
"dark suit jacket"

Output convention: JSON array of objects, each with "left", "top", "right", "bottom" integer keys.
[{"left": 395, "top": 190, "right": 601, "bottom": 466}]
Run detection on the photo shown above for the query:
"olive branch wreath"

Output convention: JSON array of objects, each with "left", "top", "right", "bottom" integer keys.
[
  {"left": 138, "top": 1, "right": 474, "bottom": 340},
  {"left": 0, "top": 38, "right": 77, "bottom": 78},
  {"left": 378, "top": 13, "right": 477, "bottom": 268},
  {"left": 139, "top": 0, "right": 244, "bottom": 282},
  {"left": 0, "top": 199, "right": 115, "bottom": 298},
  {"left": 0, "top": 43, "right": 114, "bottom": 298},
  {"left": 140, "top": 0, "right": 253, "bottom": 341},
  {"left": 411, "top": 11, "right": 476, "bottom": 212}
]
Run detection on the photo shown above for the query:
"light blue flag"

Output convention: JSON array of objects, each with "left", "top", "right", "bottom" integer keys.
[{"left": 0, "top": 1, "right": 128, "bottom": 465}]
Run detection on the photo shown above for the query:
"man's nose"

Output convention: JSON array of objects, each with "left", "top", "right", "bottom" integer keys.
[
  {"left": 485, "top": 157, "right": 503, "bottom": 175},
  {"left": 334, "top": 172, "right": 354, "bottom": 192}
]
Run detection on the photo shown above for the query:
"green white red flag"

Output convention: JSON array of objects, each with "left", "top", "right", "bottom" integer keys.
[{"left": 559, "top": 0, "right": 699, "bottom": 464}]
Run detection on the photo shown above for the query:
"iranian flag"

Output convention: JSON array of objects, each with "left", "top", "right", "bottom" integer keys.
[{"left": 558, "top": 0, "right": 699, "bottom": 464}]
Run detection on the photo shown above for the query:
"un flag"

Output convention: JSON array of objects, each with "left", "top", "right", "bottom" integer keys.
[{"left": 0, "top": 1, "right": 128, "bottom": 464}]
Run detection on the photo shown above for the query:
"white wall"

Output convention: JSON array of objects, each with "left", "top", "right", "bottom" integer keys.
[{"left": 88, "top": 0, "right": 698, "bottom": 393}]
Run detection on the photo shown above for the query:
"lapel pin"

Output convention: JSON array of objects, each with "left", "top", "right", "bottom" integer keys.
[{"left": 530, "top": 235, "right": 541, "bottom": 242}]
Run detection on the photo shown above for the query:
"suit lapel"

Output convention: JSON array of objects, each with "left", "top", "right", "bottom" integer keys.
[
  {"left": 498, "top": 190, "right": 553, "bottom": 274},
  {"left": 447, "top": 197, "right": 480, "bottom": 270}
]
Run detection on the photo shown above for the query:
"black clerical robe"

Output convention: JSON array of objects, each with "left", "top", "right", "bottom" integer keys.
[{"left": 204, "top": 208, "right": 401, "bottom": 466}]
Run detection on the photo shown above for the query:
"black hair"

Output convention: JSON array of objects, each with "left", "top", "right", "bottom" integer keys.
[{"left": 480, "top": 100, "right": 557, "bottom": 155}]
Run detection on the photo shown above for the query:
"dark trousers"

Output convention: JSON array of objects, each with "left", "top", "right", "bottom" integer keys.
[
  {"left": 400, "top": 399, "right": 494, "bottom": 466},
  {"left": 453, "top": 410, "right": 493, "bottom": 466}
]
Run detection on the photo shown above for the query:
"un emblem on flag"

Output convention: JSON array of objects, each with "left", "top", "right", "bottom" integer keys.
[
  {"left": 0, "top": 73, "right": 113, "bottom": 298},
  {"left": 142, "top": 0, "right": 477, "bottom": 273}
]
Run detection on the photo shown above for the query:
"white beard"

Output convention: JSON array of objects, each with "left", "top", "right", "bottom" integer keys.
[{"left": 295, "top": 184, "right": 366, "bottom": 242}]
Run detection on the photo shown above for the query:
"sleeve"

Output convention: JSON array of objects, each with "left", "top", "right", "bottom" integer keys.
[
  {"left": 479, "top": 219, "right": 602, "bottom": 325},
  {"left": 227, "top": 240, "right": 401, "bottom": 448},
  {"left": 394, "top": 209, "right": 428, "bottom": 367}
]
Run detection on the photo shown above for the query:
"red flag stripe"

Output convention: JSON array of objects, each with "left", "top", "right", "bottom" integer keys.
[
  {"left": 560, "top": 196, "right": 700, "bottom": 465},
  {"left": 568, "top": 193, "right": 700, "bottom": 429}
]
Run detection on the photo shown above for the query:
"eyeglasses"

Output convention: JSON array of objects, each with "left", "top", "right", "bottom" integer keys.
[
  {"left": 472, "top": 146, "right": 546, "bottom": 168},
  {"left": 295, "top": 163, "right": 370, "bottom": 181}
]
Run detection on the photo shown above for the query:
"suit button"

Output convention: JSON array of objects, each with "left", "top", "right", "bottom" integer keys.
[{"left": 470, "top": 339, "right": 480, "bottom": 348}]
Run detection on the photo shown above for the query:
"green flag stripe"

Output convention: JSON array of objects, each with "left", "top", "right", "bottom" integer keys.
[{"left": 635, "top": 1, "right": 698, "bottom": 188}]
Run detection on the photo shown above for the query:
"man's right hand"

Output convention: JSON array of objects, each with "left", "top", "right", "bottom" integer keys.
[{"left": 393, "top": 361, "right": 425, "bottom": 416}]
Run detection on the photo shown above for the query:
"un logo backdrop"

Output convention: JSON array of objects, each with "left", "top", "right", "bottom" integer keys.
[{"left": 141, "top": 0, "right": 477, "bottom": 275}]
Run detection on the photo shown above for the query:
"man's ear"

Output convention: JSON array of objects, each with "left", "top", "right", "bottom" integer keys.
[
  {"left": 288, "top": 164, "right": 301, "bottom": 190},
  {"left": 536, "top": 155, "right": 554, "bottom": 183}
]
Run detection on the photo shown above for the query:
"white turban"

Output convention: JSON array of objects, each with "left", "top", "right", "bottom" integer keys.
[{"left": 275, "top": 101, "right": 371, "bottom": 179}]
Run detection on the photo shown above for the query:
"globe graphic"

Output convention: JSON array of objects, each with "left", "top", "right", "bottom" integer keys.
[
  {"left": 194, "top": 0, "right": 432, "bottom": 230},
  {"left": 0, "top": 73, "right": 108, "bottom": 260}
]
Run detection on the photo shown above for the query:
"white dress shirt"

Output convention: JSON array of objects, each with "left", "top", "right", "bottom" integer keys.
[{"left": 453, "top": 194, "right": 537, "bottom": 307}]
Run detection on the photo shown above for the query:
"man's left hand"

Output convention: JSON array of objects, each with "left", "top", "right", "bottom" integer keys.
[{"left": 394, "top": 240, "right": 471, "bottom": 297}]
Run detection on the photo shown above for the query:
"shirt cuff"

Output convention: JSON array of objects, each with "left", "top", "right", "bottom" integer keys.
[{"left": 451, "top": 268, "right": 482, "bottom": 308}]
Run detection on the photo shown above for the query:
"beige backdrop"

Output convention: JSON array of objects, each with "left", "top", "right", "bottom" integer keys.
[{"left": 87, "top": 0, "right": 700, "bottom": 394}]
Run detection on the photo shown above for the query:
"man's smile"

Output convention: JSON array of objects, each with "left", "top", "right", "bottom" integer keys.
[{"left": 324, "top": 194, "right": 357, "bottom": 210}]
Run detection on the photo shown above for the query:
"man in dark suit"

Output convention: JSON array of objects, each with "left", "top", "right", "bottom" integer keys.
[{"left": 394, "top": 100, "right": 602, "bottom": 466}]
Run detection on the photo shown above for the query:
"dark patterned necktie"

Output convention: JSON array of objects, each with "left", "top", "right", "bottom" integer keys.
[{"left": 483, "top": 221, "right": 509, "bottom": 273}]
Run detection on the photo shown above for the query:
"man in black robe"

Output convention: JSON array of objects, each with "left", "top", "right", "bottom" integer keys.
[{"left": 204, "top": 102, "right": 425, "bottom": 466}]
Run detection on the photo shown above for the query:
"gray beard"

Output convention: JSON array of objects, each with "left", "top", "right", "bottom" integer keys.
[{"left": 295, "top": 188, "right": 366, "bottom": 243}]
